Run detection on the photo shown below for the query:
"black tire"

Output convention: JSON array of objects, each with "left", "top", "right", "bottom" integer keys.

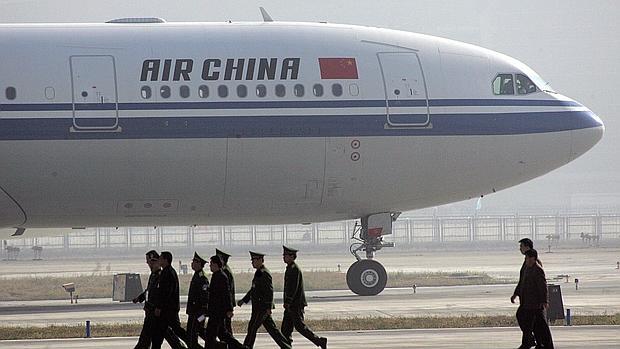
[{"left": 345, "top": 259, "right": 387, "bottom": 296}]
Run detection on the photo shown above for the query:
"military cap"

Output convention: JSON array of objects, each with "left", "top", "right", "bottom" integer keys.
[
  {"left": 216, "top": 248, "right": 231, "bottom": 262},
  {"left": 283, "top": 245, "right": 298, "bottom": 254},
  {"left": 249, "top": 251, "right": 265, "bottom": 259},
  {"left": 192, "top": 252, "right": 207, "bottom": 264},
  {"left": 524, "top": 249, "right": 538, "bottom": 259},
  {"left": 210, "top": 255, "right": 223, "bottom": 268}
]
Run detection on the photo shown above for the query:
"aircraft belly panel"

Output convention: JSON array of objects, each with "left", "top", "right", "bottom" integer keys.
[
  {"left": 323, "top": 137, "right": 364, "bottom": 214},
  {"left": 224, "top": 138, "right": 326, "bottom": 213},
  {"left": 1, "top": 139, "right": 227, "bottom": 227},
  {"left": 358, "top": 131, "right": 572, "bottom": 213}
]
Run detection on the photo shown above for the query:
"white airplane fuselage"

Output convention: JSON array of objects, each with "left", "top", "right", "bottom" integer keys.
[{"left": 0, "top": 21, "right": 604, "bottom": 230}]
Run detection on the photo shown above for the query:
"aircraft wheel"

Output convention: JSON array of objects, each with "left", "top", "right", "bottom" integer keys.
[{"left": 346, "top": 259, "right": 387, "bottom": 296}]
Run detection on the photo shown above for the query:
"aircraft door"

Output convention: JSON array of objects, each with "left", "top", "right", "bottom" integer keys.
[
  {"left": 377, "top": 52, "right": 430, "bottom": 127},
  {"left": 70, "top": 55, "right": 119, "bottom": 130}
]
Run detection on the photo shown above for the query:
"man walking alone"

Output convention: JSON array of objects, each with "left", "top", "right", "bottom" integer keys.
[{"left": 511, "top": 238, "right": 537, "bottom": 349}]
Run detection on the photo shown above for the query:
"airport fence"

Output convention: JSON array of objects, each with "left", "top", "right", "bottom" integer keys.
[{"left": 3, "top": 213, "right": 620, "bottom": 252}]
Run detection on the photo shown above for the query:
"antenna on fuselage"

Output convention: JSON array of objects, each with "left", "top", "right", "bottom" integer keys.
[{"left": 259, "top": 7, "right": 274, "bottom": 22}]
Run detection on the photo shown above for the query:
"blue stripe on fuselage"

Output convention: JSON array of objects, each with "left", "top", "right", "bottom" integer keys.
[
  {"left": 0, "top": 110, "right": 600, "bottom": 141},
  {"left": 0, "top": 98, "right": 582, "bottom": 112}
]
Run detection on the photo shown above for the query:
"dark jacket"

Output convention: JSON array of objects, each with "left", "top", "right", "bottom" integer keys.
[
  {"left": 154, "top": 265, "right": 180, "bottom": 314},
  {"left": 208, "top": 269, "right": 233, "bottom": 318},
  {"left": 513, "top": 259, "right": 527, "bottom": 297},
  {"left": 222, "top": 264, "right": 236, "bottom": 308},
  {"left": 513, "top": 256, "right": 542, "bottom": 297},
  {"left": 284, "top": 262, "right": 307, "bottom": 310},
  {"left": 520, "top": 264, "right": 548, "bottom": 309},
  {"left": 241, "top": 265, "right": 274, "bottom": 311},
  {"left": 136, "top": 269, "right": 161, "bottom": 312},
  {"left": 186, "top": 270, "right": 209, "bottom": 316}
]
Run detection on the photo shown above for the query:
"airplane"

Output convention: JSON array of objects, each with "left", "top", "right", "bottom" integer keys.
[{"left": 0, "top": 14, "right": 604, "bottom": 295}]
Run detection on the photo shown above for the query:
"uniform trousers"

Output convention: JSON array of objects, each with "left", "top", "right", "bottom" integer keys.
[
  {"left": 521, "top": 307, "right": 554, "bottom": 349},
  {"left": 516, "top": 305, "right": 536, "bottom": 347},
  {"left": 133, "top": 311, "right": 157, "bottom": 349},
  {"left": 205, "top": 315, "right": 245, "bottom": 349},
  {"left": 281, "top": 308, "right": 322, "bottom": 346},
  {"left": 186, "top": 314, "right": 205, "bottom": 349},
  {"left": 244, "top": 308, "right": 291, "bottom": 349},
  {"left": 151, "top": 313, "right": 189, "bottom": 349}
]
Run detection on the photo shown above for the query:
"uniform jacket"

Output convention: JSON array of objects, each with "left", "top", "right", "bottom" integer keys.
[
  {"left": 208, "top": 269, "right": 233, "bottom": 318},
  {"left": 186, "top": 270, "right": 209, "bottom": 316},
  {"left": 222, "top": 264, "right": 236, "bottom": 308},
  {"left": 135, "top": 269, "right": 161, "bottom": 311},
  {"left": 284, "top": 262, "right": 307, "bottom": 310},
  {"left": 241, "top": 265, "right": 275, "bottom": 311},
  {"left": 520, "top": 264, "right": 548, "bottom": 309},
  {"left": 154, "top": 265, "right": 180, "bottom": 315}
]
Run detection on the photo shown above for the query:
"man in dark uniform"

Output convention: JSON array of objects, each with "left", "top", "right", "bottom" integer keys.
[
  {"left": 281, "top": 246, "right": 327, "bottom": 349},
  {"left": 133, "top": 250, "right": 162, "bottom": 349},
  {"left": 186, "top": 252, "right": 209, "bottom": 349},
  {"left": 152, "top": 251, "right": 188, "bottom": 349},
  {"left": 205, "top": 255, "right": 247, "bottom": 349},
  {"left": 520, "top": 249, "right": 554, "bottom": 349},
  {"left": 511, "top": 238, "right": 538, "bottom": 349},
  {"left": 216, "top": 248, "right": 236, "bottom": 335},
  {"left": 238, "top": 251, "right": 291, "bottom": 349}
]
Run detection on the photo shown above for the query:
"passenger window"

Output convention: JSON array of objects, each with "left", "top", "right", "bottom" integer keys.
[
  {"left": 180, "top": 85, "right": 190, "bottom": 98},
  {"left": 275, "top": 84, "right": 286, "bottom": 97},
  {"left": 492, "top": 74, "right": 514, "bottom": 95},
  {"left": 237, "top": 85, "right": 248, "bottom": 98},
  {"left": 313, "top": 84, "right": 324, "bottom": 97},
  {"left": 256, "top": 84, "right": 267, "bottom": 97},
  {"left": 349, "top": 83, "right": 360, "bottom": 96},
  {"left": 332, "top": 83, "right": 343, "bottom": 97},
  {"left": 160, "top": 86, "right": 171, "bottom": 99},
  {"left": 5, "top": 87, "right": 17, "bottom": 100},
  {"left": 198, "top": 85, "right": 209, "bottom": 98},
  {"left": 140, "top": 86, "right": 152, "bottom": 99},
  {"left": 294, "top": 84, "right": 305, "bottom": 97},
  {"left": 515, "top": 74, "right": 538, "bottom": 95},
  {"left": 218, "top": 85, "right": 228, "bottom": 98},
  {"left": 45, "top": 87, "right": 56, "bottom": 100}
]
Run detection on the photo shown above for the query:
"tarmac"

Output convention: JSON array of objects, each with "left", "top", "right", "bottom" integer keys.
[
  {"left": 1, "top": 326, "right": 619, "bottom": 348},
  {"left": 0, "top": 247, "right": 618, "bottom": 347},
  {"left": 1, "top": 247, "right": 619, "bottom": 326},
  {"left": 1, "top": 281, "right": 619, "bottom": 326}
]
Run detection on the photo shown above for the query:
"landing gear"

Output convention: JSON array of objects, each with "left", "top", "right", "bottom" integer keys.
[
  {"left": 346, "top": 212, "right": 399, "bottom": 296},
  {"left": 346, "top": 259, "right": 387, "bottom": 296}
]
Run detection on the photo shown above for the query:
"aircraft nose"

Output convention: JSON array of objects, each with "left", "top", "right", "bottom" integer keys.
[{"left": 570, "top": 110, "right": 604, "bottom": 160}]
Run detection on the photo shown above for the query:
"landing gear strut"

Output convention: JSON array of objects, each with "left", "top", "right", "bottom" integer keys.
[{"left": 346, "top": 212, "right": 399, "bottom": 296}]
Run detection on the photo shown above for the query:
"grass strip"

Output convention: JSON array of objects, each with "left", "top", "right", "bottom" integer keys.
[
  {"left": 0, "top": 271, "right": 511, "bottom": 301},
  {"left": 1, "top": 314, "right": 618, "bottom": 340}
]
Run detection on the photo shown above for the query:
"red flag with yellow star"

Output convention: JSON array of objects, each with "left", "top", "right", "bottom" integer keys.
[{"left": 318, "top": 58, "right": 358, "bottom": 79}]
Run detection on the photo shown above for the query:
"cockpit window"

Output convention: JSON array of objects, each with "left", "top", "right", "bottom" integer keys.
[
  {"left": 515, "top": 74, "right": 539, "bottom": 95},
  {"left": 492, "top": 74, "right": 514, "bottom": 95}
]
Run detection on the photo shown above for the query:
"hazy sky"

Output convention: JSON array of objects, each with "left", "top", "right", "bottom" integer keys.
[{"left": 1, "top": 0, "right": 618, "bottom": 214}]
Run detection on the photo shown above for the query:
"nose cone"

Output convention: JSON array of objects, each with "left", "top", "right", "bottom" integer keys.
[{"left": 570, "top": 110, "right": 604, "bottom": 160}]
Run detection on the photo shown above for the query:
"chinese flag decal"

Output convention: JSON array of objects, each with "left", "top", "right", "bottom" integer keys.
[{"left": 319, "top": 58, "right": 359, "bottom": 79}]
